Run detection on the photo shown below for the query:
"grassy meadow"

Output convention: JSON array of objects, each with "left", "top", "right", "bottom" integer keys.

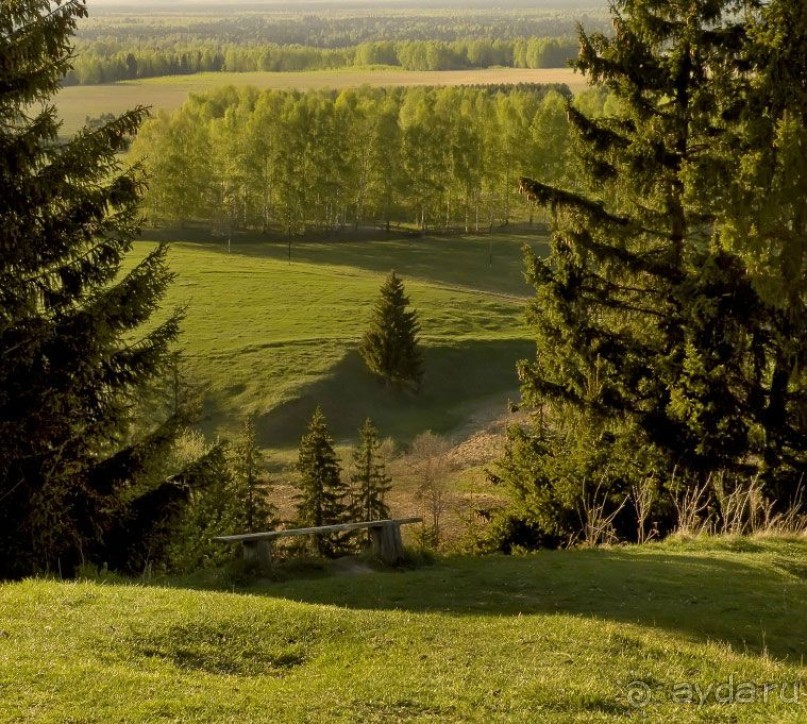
[
  {"left": 133, "top": 232, "right": 544, "bottom": 451},
  {"left": 55, "top": 67, "right": 586, "bottom": 136},
  {"left": 1, "top": 537, "right": 805, "bottom": 722}
]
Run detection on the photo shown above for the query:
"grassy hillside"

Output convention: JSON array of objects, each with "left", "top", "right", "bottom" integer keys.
[
  {"left": 1, "top": 537, "right": 805, "bottom": 722},
  {"left": 135, "top": 233, "right": 544, "bottom": 448},
  {"left": 54, "top": 68, "right": 586, "bottom": 137}
]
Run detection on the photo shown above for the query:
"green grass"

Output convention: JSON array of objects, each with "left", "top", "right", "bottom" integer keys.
[
  {"left": 134, "top": 232, "right": 544, "bottom": 447},
  {"left": 54, "top": 67, "right": 585, "bottom": 136},
  {"left": 1, "top": 537, "right": 805, "bottom": 722}
]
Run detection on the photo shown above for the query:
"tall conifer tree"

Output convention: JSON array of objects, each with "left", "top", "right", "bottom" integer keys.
[
  {"left": 715, "top": 0, "right": 807, "bottom": 491},
  {"left": 350, "top": 418, "right": 392, "bottom": 525},
  {"left": 360, "top": 271, "right": 424, "bottom": 392},
  {"left": 233, "top": 413, "right": 275, "bottom": 534},
  {"left": 295, "top": 407, "right": 349, "bottom": 555},
  {"left": 499, "top": 0, "right": 805, "bottom": 534},
  {"left": 0, "top": 0, "right": 194, "bottom": 577}
]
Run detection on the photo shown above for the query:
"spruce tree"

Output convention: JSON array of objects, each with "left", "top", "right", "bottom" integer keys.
[
  {"left": 295, "top": 407, "right": 349, "bottom": 556},
  {"left": 350, "top": 418, "right": 392, "bottom": 526},
  {"left": 500, "top": 0, "right": 804, "bottom": 536},
  {"left": 360, "top": 271, "right": 424, "bottom": 392},
  {"left": 0, "top": 1, "right": 193, "bottom": 577},
  {"left": 714, "top": 0, "right": 807, "bottom": 493},
  {"left": 233, "top": 413, "right": 275, "bottom": 534}
]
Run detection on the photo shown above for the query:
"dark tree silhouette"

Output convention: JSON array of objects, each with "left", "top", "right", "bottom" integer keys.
[
  {"left": 0, "top": 0, "right": 204, "bottom": 577},
  {"left": 495, "top": 0, "right": 806, "bottom": 542}
]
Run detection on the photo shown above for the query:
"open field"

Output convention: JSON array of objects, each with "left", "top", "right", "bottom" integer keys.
[
  {"left": 1, "top": 537, "right": 805, "bottom": 722},
  {"left": 55, "top": 67, "right": 587, "bottom": 135},
  {"left": 132, "top": 232, "right": 544, "bottom": 450}
]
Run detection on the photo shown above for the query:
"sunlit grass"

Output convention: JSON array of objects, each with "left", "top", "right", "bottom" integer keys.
[
  {"left": 127, "top": 233, "right": 545, "bottom": 446},
  {"left": 1, "top": 538, "right": 805, "bottom": 722}
]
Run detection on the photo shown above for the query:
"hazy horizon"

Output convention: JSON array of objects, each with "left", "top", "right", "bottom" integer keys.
[{"left": 88, "top": 0, "right": 606, "bottom": 8}]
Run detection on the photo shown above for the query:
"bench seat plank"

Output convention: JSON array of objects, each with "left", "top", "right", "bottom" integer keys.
[
  {"left": 214, "top": 517, "right": 422, "bottom": 566},
  {"left": 214, "top": 517, "right": 421, "bottom": 543}
]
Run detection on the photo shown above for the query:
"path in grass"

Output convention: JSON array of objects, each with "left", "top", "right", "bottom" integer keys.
[
  {"left": 55, "top": 67, "right": 586, "bottom": 136},
  {"left": 1, "top": 537, "right": 804, "bottom": 722},
  {"left": 137, "top": 233, "right": 545, "bottom": 446}
]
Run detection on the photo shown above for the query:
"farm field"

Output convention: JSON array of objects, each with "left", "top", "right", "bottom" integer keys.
[
  {"left": 132, "top": 232, "right": 544, "bottom": 451},
  {"left": 1, "top": 537, "right": 805, "bottom": 722},
  {"left": 55, "top": 67, "right": 586, "bottom": 135}
]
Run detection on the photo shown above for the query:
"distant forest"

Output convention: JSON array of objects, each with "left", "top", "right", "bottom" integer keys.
[
  {"left": 78, "top": 7, "right": 610, "bottom": 46},
  {"left": 66, "top": 4, "right": 610, "bottom": 84}
]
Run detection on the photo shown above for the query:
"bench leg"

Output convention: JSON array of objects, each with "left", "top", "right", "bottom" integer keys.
[
  {"left": 369, "top": 522, "right": 405, "bottom": 565},
  {"left": 242, "top": 539, "right": 272, "bottom": 570}
]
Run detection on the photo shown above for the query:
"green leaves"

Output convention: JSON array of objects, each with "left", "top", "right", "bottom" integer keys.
[{"left": 130, "top": 85, "right": 576, "bottom": 234}]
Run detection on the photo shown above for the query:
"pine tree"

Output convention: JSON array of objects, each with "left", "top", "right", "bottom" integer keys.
[
  {"left": 350, "top": 418, "right": 392, "bottom": 527},
  {"left": 0, "top": 1, "right": 194, "bottom": 577},
  {"left": 233, "top": 413, "right": 275, "bottom": 534},
  {"left": 295, "top": 407, "right": 349, "bottom": 556},
  {"left": 360, "top": 271, "right": 424, "bottom": 392},
  {"left": 500, "top": 0, "right": 804, "bottom": 537}
]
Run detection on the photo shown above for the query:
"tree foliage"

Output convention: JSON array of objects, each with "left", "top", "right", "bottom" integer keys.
[
  {"left": 163, "top": 432, "right": 235, "bottom": 573},
  {"left": 350, "top": 418, "right": 392, "bottom": 525},
  {"left": 73, "top": 7, "right": 607, "bottom": 51},
  {"left": 496, "top": 0, "right": 806, "bottom": 543},
  {"left": 295, "top": 407, "right": 349, "bottom": 556},
  {"left": 62, "top": 5, "right": 612, "bottom": 85},
  {"left": 232, "top": 413, "right": 276, "bottom": 534},
  {"left": 167, "top": 419, "right": 275, "bottom": 572},
  {"left": 408, "top": 431, "right": 453, "bottom": 548},
  {"left": 129, "top": 84, "right": 574, "bottom": 234},
  {"left": 0, "top": 0, "right": 202, "bottom": 577},
  {"left": 716, "top": 0, "right": 807, "bottom": 489},
  {"left": 360, "top": 271, "right": 424, "bottom": 392}
]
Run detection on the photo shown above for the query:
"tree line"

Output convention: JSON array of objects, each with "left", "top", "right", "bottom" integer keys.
[
  {"left": 64, "top": 37, "right": 579, "bottom": 85},
  {"left": 78, "top": 8, "right": 610, "bottom": 48},
  {"left": 130, "top": 83, "right": 593, "bottom": 235}
]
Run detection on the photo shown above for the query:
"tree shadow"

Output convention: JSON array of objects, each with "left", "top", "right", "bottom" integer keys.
[
  {"left": 146, "top": 227, "right": 548, "bottom": 298},
  {"left": 255, "top": 340, "right": 531, "bottom": 447},
  {"left": 253, "top": 546, "right": 807, "bottom": 662}
]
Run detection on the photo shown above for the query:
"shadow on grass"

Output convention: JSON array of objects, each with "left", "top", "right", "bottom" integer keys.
[
  {"left": 255, "top": 340, "right": 530, "bottom": 447},
  {"left": 251, "top": 545, "right": 807, "bottom": 662},
  {"left": 142, "top": 225, "right": 548, "bottom": 298}
]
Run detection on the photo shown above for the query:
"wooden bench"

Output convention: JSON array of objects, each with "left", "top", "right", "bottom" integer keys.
[{"left": 213, "top": 517, "right": 423, "bottom": 567}]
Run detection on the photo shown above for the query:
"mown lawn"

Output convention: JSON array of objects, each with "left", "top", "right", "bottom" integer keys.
[
  {"left": 1, "top": 537, "right": 805, "bottom": 722},
  {"left": 130, "top": 233, "right": 544, "bottom": 447}
]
